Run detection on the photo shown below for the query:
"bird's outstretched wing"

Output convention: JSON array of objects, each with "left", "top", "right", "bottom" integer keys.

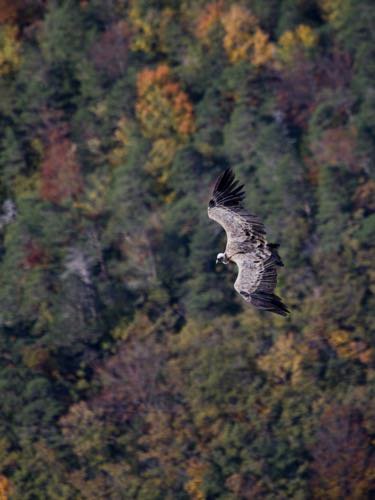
[
  {"left": 207, "top": 168, "right": 289, "bottom": 316},
  {"left": 231, "top": 252, "right": 289, "bottom": 316},
  {"left": 207, "top": 168, "right": 266, "bottom": 249}
]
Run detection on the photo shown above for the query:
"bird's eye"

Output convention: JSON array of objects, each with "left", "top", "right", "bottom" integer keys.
[{"left": 208, "top": 199, "right": 216, "bottom": 208}]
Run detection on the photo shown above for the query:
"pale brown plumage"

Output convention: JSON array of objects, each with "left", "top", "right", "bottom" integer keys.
[{"left": 207, "top": 168, "right": 289, "bottom": 316}]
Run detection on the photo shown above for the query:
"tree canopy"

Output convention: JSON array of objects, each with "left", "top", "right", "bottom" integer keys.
[{"left": 0, "top": 0, "right": 374, "bottom": 498}]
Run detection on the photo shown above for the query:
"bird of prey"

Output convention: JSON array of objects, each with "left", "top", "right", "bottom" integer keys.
[{"left": 207, "top": 168, "right": 289, "bottom": 316}]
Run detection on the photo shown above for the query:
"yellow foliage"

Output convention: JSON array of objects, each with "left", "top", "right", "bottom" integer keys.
[
  {"left": 22, "top": 345, "right": 50, "bottom": 370},
  {"left": 296, "top": 24, "right": 317, "bottom": 48},
  {"left": 145, "top": 137, "right": 180, "bottom": 181},
  {"left": 139, "top": 408, "right": 196, "bottom": 491},
  {"left": 13, "top": 172, "right": 41, "bottom": 199},
  {"left": 328, "top": 330, "right": 372, "bottom": 363},
  {"left": 60, "top": 402, "right": 105, "bottom": 458},
  {"left": 111, "top": 313, "right": 154, "bottom": 343},
  {"left": 30, "top": 137, "right": 43, "bottom": 156},
  {"left": 185, "top": 458, "right": 207, "bottom": 500},
  {"left": 0, "top": 24, "right": 21, "bottom": 75},
  {"left": 277, "top": 24, "right": 317, "bottom": 65},
  {"left": 137, "top": 65, "right": 195, "bottom": 139},
  {"left": 73, "top": 173, "right": 110, "bottom": 218},
  {"left": 129, "top": 4, "right": 175, "bottom": 54},
  {"left": 328, "top": 329, "right": 351, "bottom": 357},
  {"left": 257, "top": 333, "right": 305, "bottom": 384},
  {"left": 108, "top": 116, "right": 133, "bottom": 167},
  {"left": 218, "top": 5, "right": 274, "bottom": 67},
  {"left": 33, "top": 301, "right": 54, "bottom": 335},
  {"left": 0, "top": 475, "right": 9, "bottom": 500},
  {"left": 221, "top": 5, "right": 258, "bottom": 63},
  {"left": 129, "top": 5, "right": 156, "bottom": 53},
  {"left": 136, "top": 64, "right": 195, "bottom": 184},
  {"left": 278, "top": 30, "right": 295, "bottom": 53},
  {"left": 251, "top": 28, "right": 275, "bottom": 67},
  {"left": 319, "top": 0, "right": 350, "bottom": 29}
]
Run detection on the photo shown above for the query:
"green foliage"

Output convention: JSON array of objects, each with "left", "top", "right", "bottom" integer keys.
[{"left": 0, "top": 1, "right": 373, "bottom": 498}]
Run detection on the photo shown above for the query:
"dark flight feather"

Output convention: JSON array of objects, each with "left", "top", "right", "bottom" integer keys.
[{"left": 210, "top": 168, "right": 245, "bottom": 209}]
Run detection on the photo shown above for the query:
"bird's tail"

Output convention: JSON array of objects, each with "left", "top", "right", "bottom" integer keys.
[
  {"left": 251, "top": 292, "right": 290, "bottom": 316},
  {"left": 267, "top": 243, "right": 284, "bottom": 266}
]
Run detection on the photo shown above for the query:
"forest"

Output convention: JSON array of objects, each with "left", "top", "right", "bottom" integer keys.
[{"left": 0, "top": 0, "right": 374, "bottom": 498}]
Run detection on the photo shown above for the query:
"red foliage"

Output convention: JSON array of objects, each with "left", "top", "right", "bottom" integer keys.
[
  {"left": 276, "top": 54, "right": 317, "bottom": 129},
  {"left": 276, "top": 50, "right": 352, "bottom": 129},
  {"left": 90, "top": 21, "right": 129, "bottom": 78},
  {"left": 91, "top": 330, "right": 167, "bottom": 424},
  {"left": 40, "top": 126, "right": 83, "bottom": 204},
  {"left": 0, "top": 0, "right": 46, "bottom": 27},
  {"left": 315, "top": 49, "right": 352, "bottom": 91},
  {"left": 23, "top": 239, "right": 49, "bottom": 269},
  {"left": 310, "top": 126, "right": 358, "bottom": 169},
  {"left": 309, "top": 405, "right": 374, "bottom": 498}
]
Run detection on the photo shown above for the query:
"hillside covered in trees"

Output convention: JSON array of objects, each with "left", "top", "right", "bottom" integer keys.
[{"left": 0, "top": 0, "right": 374, "bottom": 498}]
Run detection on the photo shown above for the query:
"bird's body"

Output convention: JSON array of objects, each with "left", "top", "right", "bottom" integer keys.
[{"left": 208, "top": 169, "right": 289, "bottom": 316}]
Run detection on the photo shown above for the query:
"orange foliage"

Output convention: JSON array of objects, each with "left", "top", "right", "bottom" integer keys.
[
  {"left": 195, "top": 1, "right": 223, "bottom": 42},
  {"left": 136, "top": 63, "right": 168, "bottom": 96},
  {"left": 136, "top": 64, "right": 194, "bottom": 138},
  {"left": 327, "top": 330, "right": 372, "bottom": 364},
  {"left": 136, "top": 64, "right": 195, "bottom": 183},
  {"left": 184, "top": 458, "right": 207, "bottom": 500},
  {"left": 0, "top": 475, "right": 9, "bottom": 500},
  {"left": 40, "top": 126, "right": 83, "bottom": 204}
]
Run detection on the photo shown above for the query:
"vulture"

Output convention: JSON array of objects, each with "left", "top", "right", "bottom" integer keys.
[{"left": 207, "top": 168, "right": 289, "bottom": 316}]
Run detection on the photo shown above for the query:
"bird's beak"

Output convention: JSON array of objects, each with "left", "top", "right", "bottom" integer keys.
[{"left": 215, "top": 259, "right": 219, "bottom": 264}]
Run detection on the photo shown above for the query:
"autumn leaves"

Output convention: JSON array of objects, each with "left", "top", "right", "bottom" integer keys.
[{"left": 135, "top": 64, "right": 195, "bottom": 186}]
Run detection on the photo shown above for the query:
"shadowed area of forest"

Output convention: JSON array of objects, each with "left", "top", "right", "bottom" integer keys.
[{"left": 0, "top": 0, "right": 374, "bottom": 498}]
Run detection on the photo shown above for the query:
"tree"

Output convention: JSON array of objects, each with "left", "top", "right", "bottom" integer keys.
[
  {"left": 309, "top": 404, "right": 375, "bottom": 499},
  {"left": 0, "top": 24, "right": 21, "bottom": 75},
  {"left": 40, "top": 125, "right": 83, "bottom": 205}
]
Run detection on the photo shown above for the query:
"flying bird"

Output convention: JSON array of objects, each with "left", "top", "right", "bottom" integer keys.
[{"left": 207, "top": 168, "right": 289, "bottom": 316}]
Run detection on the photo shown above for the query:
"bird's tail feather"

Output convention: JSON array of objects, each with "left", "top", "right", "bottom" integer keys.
[{"left": 250, "top": 291, "right": 289, "bottom": 316}]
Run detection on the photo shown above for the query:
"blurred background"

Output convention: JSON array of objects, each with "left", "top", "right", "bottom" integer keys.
[{"left": 0, "top": 0, "right": 374, "bottom": 498}]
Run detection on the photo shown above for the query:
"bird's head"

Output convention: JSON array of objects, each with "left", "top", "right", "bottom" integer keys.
[{"left": 216, "top": 252, "right": 229, "bottom": 265}]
